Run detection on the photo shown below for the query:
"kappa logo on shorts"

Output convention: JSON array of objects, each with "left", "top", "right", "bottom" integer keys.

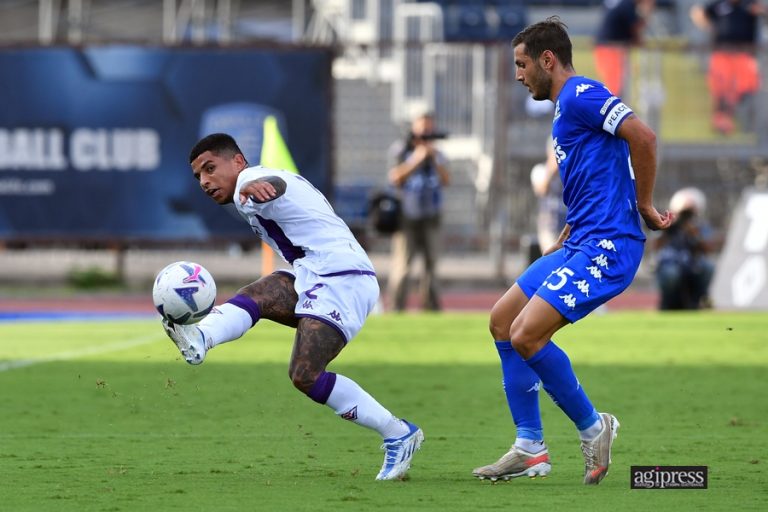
[
  {"left": 574, "top": 279, "right": 590, "bottom": 296},
  {"left": 586, "top": 265, "right": 603, "bottom": 281},
  {"left": 597, "top": 239, "right": 616, "bottom": 251},
  {"left": 592, "top": 254, "right": 610, "bottom": 269},
  {"left": 559, "top": 293, "right": 577, "bottom": 308}
]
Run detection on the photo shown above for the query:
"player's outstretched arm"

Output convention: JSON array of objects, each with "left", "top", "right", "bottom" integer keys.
[
  {"left": 239, "top": 176, "right": 287, "bottom": 204},
  {"left": 616, "top": 115, "right": 674, "bottom": 231}
]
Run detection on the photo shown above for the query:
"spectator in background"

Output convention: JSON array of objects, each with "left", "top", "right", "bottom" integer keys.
[
  {"left": 690, "top": 0, "right": 766, "bottom": 135},
  {"left": 530, "top": 136, "right": 567, "bottom": 255},
  {"left": 386, "top": 112, "right": 451, "bottom": 312},
  {"left": 654, "top": 187, "right": 717, "bottom": 310},
  {"left": 594, "top": 0, "right": 656, "bottom": 98}
]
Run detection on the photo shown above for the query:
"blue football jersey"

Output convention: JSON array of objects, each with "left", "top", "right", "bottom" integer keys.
[{"left": 551, "top": 76, "right": 646, "bottom": 248}]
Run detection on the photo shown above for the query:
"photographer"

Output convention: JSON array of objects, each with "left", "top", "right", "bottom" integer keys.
[
  {"left": 654, "top": 187, "right": 717, "bottom": 310},
  {"left": 386, "top": 112, "right": 451, "bottom": 312}
]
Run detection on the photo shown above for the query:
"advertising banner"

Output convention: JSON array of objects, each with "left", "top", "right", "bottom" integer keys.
[
  {"left": 711, "top": 188, "right": 768, "bottom": 310},
  {"left": 0, "top": 45, "right": 332, "bottom": 241}
]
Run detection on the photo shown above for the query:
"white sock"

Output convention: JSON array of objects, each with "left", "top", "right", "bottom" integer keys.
[
  {"left": 197, "top": 303, "right": 253, "bottom": 349},
  {"left": 579, "top": 416, "right": 604, "bottom": 442},
  {"left": 514, "top": 438, "right": 546, "bottom": 453},
  {"left": 326, "top": 374, "right": 409, "bottom": 439}
]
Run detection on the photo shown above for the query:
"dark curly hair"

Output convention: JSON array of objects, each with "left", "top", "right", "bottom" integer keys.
[
  {"left": 512, "top": 16, "right": 573, "bottom": 70},
  {"left": 189, "top": 133, "right": 246, "bottom": 164}
]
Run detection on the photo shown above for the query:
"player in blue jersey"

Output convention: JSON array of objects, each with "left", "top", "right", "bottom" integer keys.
[
  {"left": 162, "top": 133, "right": 423, "bottom": 481},
  {"left": 472, "top": 17, "right": 673, "bottom": 485}
]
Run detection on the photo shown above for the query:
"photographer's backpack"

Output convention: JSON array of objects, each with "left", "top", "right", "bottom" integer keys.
[{"left": 368, "top": 189, "right": 402, "bottom": 235}]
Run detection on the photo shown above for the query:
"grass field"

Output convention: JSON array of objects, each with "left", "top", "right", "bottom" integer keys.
[{"left": 1, "top": 312, "right": 767, "bottom": 511}]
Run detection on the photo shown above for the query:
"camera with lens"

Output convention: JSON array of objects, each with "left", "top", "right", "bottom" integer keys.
[{"left": 407, "top": 131, "right": 449, "bottom": 144}]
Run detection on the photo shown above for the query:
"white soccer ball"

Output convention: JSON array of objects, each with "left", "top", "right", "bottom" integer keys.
[{"left": 152, "top": 261, "right": 217, "bottom": 325}]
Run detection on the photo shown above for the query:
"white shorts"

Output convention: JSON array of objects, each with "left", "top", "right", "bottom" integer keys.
[{"left": 279, "top": 266, "right": 379, "bottom": 343}]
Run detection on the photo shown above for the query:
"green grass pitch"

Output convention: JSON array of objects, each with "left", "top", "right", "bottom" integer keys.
[{"left": 1, "top": 312, "right": 766, "bottom": 511}]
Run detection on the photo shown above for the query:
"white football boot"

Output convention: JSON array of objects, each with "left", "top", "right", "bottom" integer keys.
[
  {"left": 472, "top": 445, "right": 552, "bottom": 481},
  {"left": 375, "top": 420, "right": 424, "bottom": 481},
  {"left": 581, "top": 412, "right": 620, "bottom": 485},
  {"left": 162, "top": 319, "right": 208, "bottom": 365}
]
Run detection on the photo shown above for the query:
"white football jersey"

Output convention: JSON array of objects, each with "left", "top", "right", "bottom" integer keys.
[{"left": 234, "top": 166, "right": 374, "bottom": 275}]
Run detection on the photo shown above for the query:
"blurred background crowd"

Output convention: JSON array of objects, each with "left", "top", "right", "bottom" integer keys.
[{"left": 0, "top": 0, "right": 766, "bottom": 311}]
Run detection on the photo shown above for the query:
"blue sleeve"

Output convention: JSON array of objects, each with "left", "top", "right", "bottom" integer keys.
[{"left": 569, "top": 84, "right": 633, "bottom": 136}]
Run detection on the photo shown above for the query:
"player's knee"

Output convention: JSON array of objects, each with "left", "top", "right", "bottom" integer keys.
[
  {"left": 488, "top": 314, "right": 510, "bottom": 341},
  {"left": 489, "top": 304, "right": 514, "bottom": 341},
  {"left": 509, "top": 325, "right": 538, "bottom": 356},
  {"left": 288, "top": 365, "right": 317, "bottom": 394}
]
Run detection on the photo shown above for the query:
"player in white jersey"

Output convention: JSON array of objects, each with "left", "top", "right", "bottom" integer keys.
[{"left": 162, "top": 133, "right": 423, "bottom": 481}]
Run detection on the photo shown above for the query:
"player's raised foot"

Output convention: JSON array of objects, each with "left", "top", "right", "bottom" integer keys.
[
  {"left": 472, "top": 445, "right": 551, "bottom": 482},
  {"left": 162, "top": 319, "right": 208, "bottom": 365},
  {"left": 375, "top": 420, "right": 424, "bottom": 481},
  {"left": 581, "top": 412, "right": 620, "bottom": 485}
]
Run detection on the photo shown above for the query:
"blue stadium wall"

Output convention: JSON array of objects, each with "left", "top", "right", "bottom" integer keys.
[{"left": 0, "top": 45, "right": 333, "bottom": 242}]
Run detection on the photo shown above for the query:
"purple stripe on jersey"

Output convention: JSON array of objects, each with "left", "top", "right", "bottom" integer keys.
[
  {"left": 319, "top": 270, "right": 377, "bottom": 277},
  {"left": 296, "top": 313, "right": 349, "bottom": 344},
  {"left": 254, "top": 214, "right": 306, "bottom": 264},
  {"left": 307, "top": 371, "right": 337, "bottom": 404},
  {"left": 226, "top": 294, "right": 261, "bottom": 326}
]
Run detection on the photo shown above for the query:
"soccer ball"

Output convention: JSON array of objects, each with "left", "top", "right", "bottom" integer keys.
[{"left": 152, "top": 261, "right": 217, "bottom": 324}]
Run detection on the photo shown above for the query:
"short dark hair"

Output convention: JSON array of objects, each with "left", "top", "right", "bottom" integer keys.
[
  {"left": 189, "top": 133, "right": 245, "bottom": 164},
  {"left": 512, "top": 16, "right": 573, "bottom": 70}
]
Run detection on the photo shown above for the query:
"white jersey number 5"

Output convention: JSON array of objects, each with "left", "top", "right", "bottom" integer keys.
[{"left": 546, "top": 267, "right": 575, "bottom": 291}]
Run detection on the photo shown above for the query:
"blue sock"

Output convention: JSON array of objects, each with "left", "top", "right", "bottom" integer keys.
[
  {"left": 495, "top": 341, "right": 543, "bottom": 441},
  {"left": 524, "top": 341, "right": 599, "bottom": 431}
]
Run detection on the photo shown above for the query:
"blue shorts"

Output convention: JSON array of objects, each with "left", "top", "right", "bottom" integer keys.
[{"left": 517, "top": 237, "right": 645, "bottom": 323}]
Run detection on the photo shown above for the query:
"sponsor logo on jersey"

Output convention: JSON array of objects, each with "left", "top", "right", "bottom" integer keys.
[
  {"left": 328, "top": 310, "right": 343, "bottom": 323},
  {"left": 553, "top": 137, "right": 567, "bottom": 164},
  {"left": 553, "top": 101, "right": 561, "bottom": 121},
  {"left": 301, "top": 300, "right": 314, "bottom": 309}
]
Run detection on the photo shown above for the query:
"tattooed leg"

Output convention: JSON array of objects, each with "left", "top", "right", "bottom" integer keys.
[
  {"left": 237, "top": 272, "right": 300, "bottom": 328},
  {"left": 290, "top": 317, "right": 412, "bottom": 444},
  {"left": 192, "top": 272, "right": 299, "bottom": 351},
  {"left": 288, "top": 318, "right": 345, "bottom": 393}
]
